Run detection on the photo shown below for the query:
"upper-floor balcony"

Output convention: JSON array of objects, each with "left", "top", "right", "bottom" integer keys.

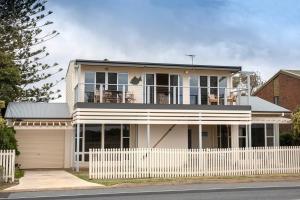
[{"left": 75, "top": 83, "right": 249, "bottom": 106}]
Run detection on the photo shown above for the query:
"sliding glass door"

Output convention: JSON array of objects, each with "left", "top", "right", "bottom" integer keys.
[
  {"left": 145, "top": 74, "right": 155, "bottom": 104},
  {"left": 200, "top": 76, "right": 208, "bottom": 105},
  {"left": 170, "top": 74, "right": 183, "bottom": 104}
]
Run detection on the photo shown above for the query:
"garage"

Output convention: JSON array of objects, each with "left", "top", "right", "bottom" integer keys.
[
  {"left": 5, "top": 102, "right": 73, "bottom": 169},
  {"left": 16, "top": 129, "right": 65, "bottom": 169}
]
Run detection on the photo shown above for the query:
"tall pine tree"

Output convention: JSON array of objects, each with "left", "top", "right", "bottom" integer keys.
[{"left": 0, "top": 0, "right": 63, "bottom": 102}]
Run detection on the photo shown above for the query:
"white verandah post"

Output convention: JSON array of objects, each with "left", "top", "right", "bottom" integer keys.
[
  {"left": 76, "top": 123, "right": 80, "bottom": 172},
  {"left": 198, "top": 124, "right": 202, "bottom": 149},
  {"left": 147, "top": 124, "right": 151, "bottom": 148},
  {"left": 248, "top": 123, "right": 252, "bottom": 147}
]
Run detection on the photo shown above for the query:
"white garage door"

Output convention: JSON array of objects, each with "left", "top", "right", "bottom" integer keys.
[{"left": 16, "top": 130, "right": 65, "bottom": 169}]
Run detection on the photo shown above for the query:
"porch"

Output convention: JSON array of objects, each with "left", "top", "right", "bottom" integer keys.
[{"left": 74, "top": 122, "right": 281, "bottom": 171}]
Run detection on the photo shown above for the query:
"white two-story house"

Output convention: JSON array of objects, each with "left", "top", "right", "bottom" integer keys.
[{"left": 5, "top": 59, "right": 291, "bottom": 170}]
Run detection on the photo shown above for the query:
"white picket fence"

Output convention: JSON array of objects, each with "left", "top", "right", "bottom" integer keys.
[
  {"left": 89, "top": 147, "right": 300, "bottom": 179},
  {"left": 0, "top": 150, "right": 15, "bottom": 182}
]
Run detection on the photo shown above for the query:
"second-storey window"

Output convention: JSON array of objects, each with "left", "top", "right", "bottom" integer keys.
[
  {"left": 84, "top": 72, "right": 128, "bottom": 103},
  {"left": 85, "top": 72, "right": 95, "bottom": 102}
]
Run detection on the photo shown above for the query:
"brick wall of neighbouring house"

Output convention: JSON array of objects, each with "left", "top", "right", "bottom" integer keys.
[{"left": 255, "top": 73, "right": 300, "bottom": 133}]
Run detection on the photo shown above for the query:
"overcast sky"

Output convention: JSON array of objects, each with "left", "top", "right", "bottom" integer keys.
[{"left": 45, "top": 0, "right": 300, "bottom": 102}]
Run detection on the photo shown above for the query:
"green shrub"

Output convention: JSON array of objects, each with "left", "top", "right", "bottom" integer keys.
[
  {"left": 280, "top": 132, "right": 300, "bottom": 146},
  {"left": 0, "top": 118, "right": 19, "bottom": 155}
]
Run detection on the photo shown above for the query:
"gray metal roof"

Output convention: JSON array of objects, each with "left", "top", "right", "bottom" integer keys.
[
  {"left": 283, "top": 70, "right": 300, "bottom": 77},
  {"left": 240, "top": 96, "right": 290, "bottom": 113},
  {"left": 5, "top": 102, "right": 71, "bottom": 119},
  {"left": 73, "top": 59, "right": 242, "bottom": 72}
]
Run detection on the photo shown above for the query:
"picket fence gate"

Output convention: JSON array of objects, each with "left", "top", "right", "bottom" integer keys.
[
  {"left": 89, "top": 147, "right": 300, "bottom": 179},
  {"left": 0, "top": 150, "right": 15, "bottom": 182}
]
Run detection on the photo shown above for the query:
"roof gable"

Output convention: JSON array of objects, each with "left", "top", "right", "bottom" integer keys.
[{"left": 253, "top": 69, "right": 300, "bottom": 95}]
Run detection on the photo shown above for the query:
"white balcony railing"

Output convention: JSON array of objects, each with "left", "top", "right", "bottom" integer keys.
[{"left": 75, "top": 83, "right": 249, "bottom": 105}]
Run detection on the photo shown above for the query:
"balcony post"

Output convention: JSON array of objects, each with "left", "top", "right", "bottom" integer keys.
[
  {"left": 147, "top": 86, "right": 150, "bottom": 104},
  {"left": 198, "top": 124, "right": 202, "bottom": 149},
  {"left": 122, "top": 85, "right": 125, "bottom": 103},
  {"left": 99, "top": 84, "right": 103, "bottom": 103}
]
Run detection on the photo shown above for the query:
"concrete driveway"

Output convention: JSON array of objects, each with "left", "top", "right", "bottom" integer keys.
[{"left": 5, "top": 170, "right": 102, "bottom": 192}]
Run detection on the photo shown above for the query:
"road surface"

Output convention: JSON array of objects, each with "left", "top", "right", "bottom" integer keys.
[{"left": 2, "top": 181, "right": 300, "bottom": 200}]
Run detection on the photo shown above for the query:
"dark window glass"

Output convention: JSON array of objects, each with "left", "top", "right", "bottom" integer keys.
[
  {"left": 200, "top": 88, "right": 208, "bottom": 105},
  {"left": 85, "top": 72, "right": 95, "bottom": 83},
  {"left": 239, "top": 138, "right": 246, "bottom": 148},
  {"left": 118, "top": 73, "right": 128, "bottom": 91},
  {"left": 267, "top": 138, "right": 274, "bottom": 146},
  {"left": 84, "top": 84, "right": 94, "bottom": 102},
  {"left": 200, "top": 76, "right": 208, "bottom": 87},
  {"left": 123, "top": 124, "right": 130, "bottom": 137},
  {"left": 188, "top": 129, "right": 192, "bottom": 149},
  {"left": 85, "top": 124, "right": 101, "bottom": 152},
  {"left": 96, "top": 72, "right": 105, "bottom": 84},
  {"left": 219, "top": 77, "right": 227, "bottom": 87},
  {"left": 210, "top": 76, "right": 218, "bottom": 87},
  {"left": 156, "top": 74, "right": 169, "bottom": 104},
  {"left": 239, "top": 125, "right": 246, "bottom": 136},
  {"left": 210, "top": 76, "right": 218, "bottom": 96},
  {"left": 251, "top": 124, "right": 265, "bottom": 147},
  {"left": 108, "top": 73, "right": 117, "bottom": 90},
  {"left": 219, "top": 77, "right": 227, "bottom": 105},
  {"left": 123, "top": 138, "right": 130, "bottom": 148},
  {"left": 267, "top": 124, "right": 274, "bottom": 136},
  {"left": 105, "top": 124, "right": 121, "bottom": 148},
  {"left": 84, "top": 72, "right": 95, "bottom": 102},
  {"left": 273, "top": 96, "right": 279, "bottom": 105},
  {"left": 217, "top": 125, "right": 230, "bottom": 148},
  {"left": 190, "top": 76, "right": 198, "bottom": 105}
]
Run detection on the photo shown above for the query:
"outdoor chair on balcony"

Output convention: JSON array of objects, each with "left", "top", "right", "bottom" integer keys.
[
  {"left": 103, "top": 90, "right": 125, "bottom": 103},
  {"left": 158, "top": 93, "right": 169, "bottom": 104},
  {"left": 125, "top": 92, "right": 135, "bottom": 103},
  {"left": 208, "top": 94, "right": 218, "bottom": 105},
  {"left": 94, "top": 90, "right": 101, "bottom": 103},
  {"left": 227, "top": 94, "right": 237, "bottom": 105}
]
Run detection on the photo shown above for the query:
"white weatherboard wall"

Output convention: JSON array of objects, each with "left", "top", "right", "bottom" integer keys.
[
  {"left": 137, "top": 124, "right": 188, "bottom": 148},
  {"left": 189, "top": 125, "right": 218, "bottom": 148}
]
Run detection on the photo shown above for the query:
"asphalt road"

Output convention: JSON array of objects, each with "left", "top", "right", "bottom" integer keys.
[
  {"left": 3, "top": 181, "right": 300, "bottom": 200},
  {"left": 60, "top": 188, "right": 300, "bottom": 200}
]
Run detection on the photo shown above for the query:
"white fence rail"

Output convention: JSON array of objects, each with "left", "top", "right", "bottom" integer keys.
[
  {"left": 89, "top": 147, "right": 300, "bottom": 179},
  {"left": 0, "top": 150, "right": 15, "bottom": 182}
]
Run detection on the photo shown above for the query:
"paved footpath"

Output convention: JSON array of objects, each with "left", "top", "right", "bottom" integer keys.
[
  {"left": 1, "top": 180, "right": 300, "bottom": 199},
  {"left": 5, "top": 170, "right": 101, "bottom": 192}
]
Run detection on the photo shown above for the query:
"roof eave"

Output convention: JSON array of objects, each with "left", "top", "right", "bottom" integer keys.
[{"left": 74, "top": 59, "right": 241, "bottom": 72}]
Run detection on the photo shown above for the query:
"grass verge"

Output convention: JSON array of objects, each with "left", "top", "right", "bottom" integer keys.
[
  {"left": 69, "top": 170, "right": 300, "bottom": 187},
  {"left": 15, "top": 168, "right": 24, "bottom": 179}
]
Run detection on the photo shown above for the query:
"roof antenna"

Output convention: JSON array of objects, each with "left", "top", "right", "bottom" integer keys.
[{"left": 186, "top": 54, "right": 196, "bottom": 65}]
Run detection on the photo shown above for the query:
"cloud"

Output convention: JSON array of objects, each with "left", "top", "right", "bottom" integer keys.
[{"left": 45, "top": 0, "right": 300, "bottom": 102}]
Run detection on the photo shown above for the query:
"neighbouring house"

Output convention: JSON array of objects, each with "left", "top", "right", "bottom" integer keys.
[
  {"left": 4, "top": 59, "right": 291, "bottom": 170},
  {"left": 254, "top": 69, "right": 300, "bottom": 133}
]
